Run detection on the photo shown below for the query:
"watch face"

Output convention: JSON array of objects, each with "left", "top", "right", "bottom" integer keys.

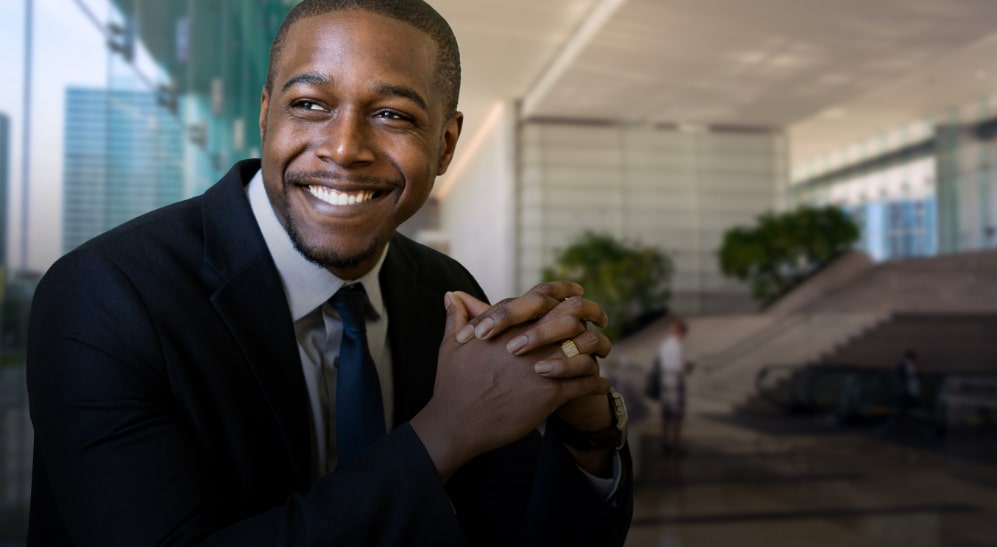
[
  {"left": 609, "top": 389, "right": 629, "bottom": 450},
  {"left": 610, "top": 389, "right": 628, "bottom": 431}
]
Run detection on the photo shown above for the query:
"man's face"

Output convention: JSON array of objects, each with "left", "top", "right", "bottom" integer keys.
[{"left": 259, "top": 10, "right": 462, "bottom": 279}]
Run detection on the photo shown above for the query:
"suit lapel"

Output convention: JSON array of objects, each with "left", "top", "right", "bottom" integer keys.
[
  {"left": 380, "top": 236, "right": 448, "bottom": 427},
  {"left": 202, "top": 161, "right": 311, "bottom": 489}
]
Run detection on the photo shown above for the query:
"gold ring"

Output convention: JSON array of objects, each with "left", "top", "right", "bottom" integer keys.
[{"left": 561, "top": 339, "right": 580, "bottom": 358}]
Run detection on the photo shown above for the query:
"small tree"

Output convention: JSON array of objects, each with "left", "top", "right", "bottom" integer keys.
[
  {"left": 719, "top": 206, "right": 859, "bottom": 303},
  {"left": 542, "top": 232, "right": 672, "bottom": 341}
]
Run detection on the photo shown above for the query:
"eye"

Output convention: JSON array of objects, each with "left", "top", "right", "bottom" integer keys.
[
  {"left": 291, "top": 99, "right": 326, "bottom": 112},
  {"left": 374, "top": 110, "right": 413, "bottom": 123}
]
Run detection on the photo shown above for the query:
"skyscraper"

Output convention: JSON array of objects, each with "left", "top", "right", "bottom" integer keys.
[
  {"left": 0, "top": 112, "right": 9, "bottom": 265},
  {"left": 62, "top": 87, "right": 185, "bottom": 253}
]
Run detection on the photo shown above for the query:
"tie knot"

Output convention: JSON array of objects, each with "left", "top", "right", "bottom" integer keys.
[{"left": 331, "top": 284, "right": 368, "bottom": 332}]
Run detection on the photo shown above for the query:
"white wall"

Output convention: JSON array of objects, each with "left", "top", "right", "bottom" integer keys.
[
  {"left": 517, "top": 122, "right": 786, "bottom": 315},
  {"left": 437, "top": 103, "right": 518, "bottom": 301}
]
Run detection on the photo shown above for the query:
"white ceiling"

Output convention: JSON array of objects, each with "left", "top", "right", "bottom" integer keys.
[{"left": 431, "top": 0, "right": 997, "bottom": 171}]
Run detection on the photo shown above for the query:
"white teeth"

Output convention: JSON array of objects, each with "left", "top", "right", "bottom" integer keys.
[{"left": 308, "top": 186, "right": 375, "bottom": 206}]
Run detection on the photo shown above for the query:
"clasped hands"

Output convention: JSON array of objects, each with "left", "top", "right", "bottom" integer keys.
[{"left": 411, "top": 281, "right": 615, "bottom": 481}]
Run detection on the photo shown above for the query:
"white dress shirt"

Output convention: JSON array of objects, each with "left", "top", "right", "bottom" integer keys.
[{"left": 247, "top": 171, "right": 392, "bottom": 477}]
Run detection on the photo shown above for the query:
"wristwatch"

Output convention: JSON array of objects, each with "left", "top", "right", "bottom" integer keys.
[{"left": 547, "top": 388, "right": 628, "bottom": 451}]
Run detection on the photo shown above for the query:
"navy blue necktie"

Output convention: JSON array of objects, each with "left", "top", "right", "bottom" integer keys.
[{"left": 331, "top": 284, "right": 386, "bottom": 467}]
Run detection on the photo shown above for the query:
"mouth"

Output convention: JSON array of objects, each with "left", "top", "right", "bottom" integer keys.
[{"left": 306, "top": 185, "right": 385, "bottom": 206}]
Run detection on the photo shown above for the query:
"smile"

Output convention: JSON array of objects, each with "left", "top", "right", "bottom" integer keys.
[{"left": 307, "top": 185, "right": 379, "bottom": 206}]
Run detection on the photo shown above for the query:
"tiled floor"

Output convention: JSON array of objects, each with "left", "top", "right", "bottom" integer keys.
[{"left": 626, "top": 412, "right": 997, "bottom": 547}]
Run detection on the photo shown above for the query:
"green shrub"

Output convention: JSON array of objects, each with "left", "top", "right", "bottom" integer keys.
[
  {"left": 542, "top": 232, "right": 672, "bottom": 341},
  {"left": 719, "top": 206, "right": 859, "bottom": 303}
]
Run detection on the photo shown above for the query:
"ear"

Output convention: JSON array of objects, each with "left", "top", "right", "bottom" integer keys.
[
  {"left": 259, "top": 87, "right": 270, "bottom": 143},
  {"left": 436, "top": 111, "right": 463, "bottom": 175}
]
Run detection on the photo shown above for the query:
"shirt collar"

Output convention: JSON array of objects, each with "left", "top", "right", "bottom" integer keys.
[{"left": 246, "top": 169, "right": 387, "bottom": 322}]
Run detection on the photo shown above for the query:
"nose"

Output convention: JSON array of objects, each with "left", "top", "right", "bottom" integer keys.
[{"left": 316, "top": 110, "right": 375, "bottom": 167}]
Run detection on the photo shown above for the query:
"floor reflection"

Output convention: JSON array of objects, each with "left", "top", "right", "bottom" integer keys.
[{"left": 627, "top": 412, "right": 997, "bottom": 547}]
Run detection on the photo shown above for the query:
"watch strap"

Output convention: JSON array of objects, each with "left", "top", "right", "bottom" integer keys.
[{"left": 546, "top": 393, "right": 626, "bottom": 451}]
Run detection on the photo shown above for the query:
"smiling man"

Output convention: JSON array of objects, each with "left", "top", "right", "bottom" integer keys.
[{"left": 26, "top": 1, "right": 633, "bottom": 545}]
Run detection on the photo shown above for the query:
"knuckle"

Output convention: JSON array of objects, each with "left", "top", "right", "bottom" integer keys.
[
  {"left": 528, "top": 291, "right": 549, "bottom": 310},
  {"left": 532, "top": 282, "right": 556, "bottom": 296},
  {"left": 490, "top": 305, "right": 511, "bottom": 323},
  {"left": 564, "top": 295, "right": 584, "bottom": 313},
  {"left": 581, "top": 330, "right": 601, "bottom": 348}
]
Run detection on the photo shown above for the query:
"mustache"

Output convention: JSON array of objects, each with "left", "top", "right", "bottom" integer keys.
[{"left": 284, "top": 170, "right": 399, "bottom": 187}]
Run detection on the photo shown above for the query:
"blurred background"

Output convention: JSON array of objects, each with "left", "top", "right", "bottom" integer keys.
[{"left": 3, "top": 0, "right": 997, "bottom": 545}]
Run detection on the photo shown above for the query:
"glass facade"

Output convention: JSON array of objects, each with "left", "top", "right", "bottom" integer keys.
[
  {"left": 794, "top": 108, "right": 997, "bottom": 260},
  {"left": 103, "top": 0, "right": 292, "bottom": 187},
  {"left": 795, "top": 154, "right": 939, "bottom": 262},
  {"left": 0, "top": 2, "right": 294, "bottom": 540},
  {"left": 846, "top": 198, "right": 938, "bottom": 262},
  {"left": 62, "top": 87, "right": 185, "bottom": 253},
  {"left": 0, "top": 113, "right": 8, "bottom": 265}
]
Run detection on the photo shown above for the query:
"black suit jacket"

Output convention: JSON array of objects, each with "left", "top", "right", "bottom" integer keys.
[{"left": 26, "top": 160, "right": 632, "bottom": 546}]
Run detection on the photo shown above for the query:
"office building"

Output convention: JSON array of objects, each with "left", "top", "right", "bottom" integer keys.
[
  {"left": 62, "top": 87, "right": 185, "bottom": 253},
  {"left": 0, "top": 113, "right": 9, "bottom": 265}
]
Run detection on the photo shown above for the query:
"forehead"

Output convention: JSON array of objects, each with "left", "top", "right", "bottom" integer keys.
[{"left": 275, "top": 10, "right": 440, "bottom": 96}]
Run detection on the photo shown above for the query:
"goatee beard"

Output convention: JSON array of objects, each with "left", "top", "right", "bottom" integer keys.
[{"left": 281, "top": 208, "right": 387, "bottom": 272}]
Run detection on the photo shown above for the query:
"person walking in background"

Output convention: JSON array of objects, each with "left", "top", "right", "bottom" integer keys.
[
  {"left": 879, "top": 349, "right": 922, "bottom": 436},
  {"left": 895, "top": 349, "right": 921, "bottom": 422},
  {"left": 659, "top": 318, "right": 692, "bottom": 455}
]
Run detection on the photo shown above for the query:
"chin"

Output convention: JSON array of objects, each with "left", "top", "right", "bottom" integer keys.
[{"left": 286, "top": 219, "right": 386, "bottom": 274}]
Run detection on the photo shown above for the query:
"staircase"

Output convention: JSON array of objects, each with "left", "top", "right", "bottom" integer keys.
[{"left": 613, "top": 248, "right": 997, "bottom": 416}]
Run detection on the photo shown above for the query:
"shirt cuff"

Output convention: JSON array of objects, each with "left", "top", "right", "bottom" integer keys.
[{"left": 576, "top": 451, "right": 623, "bottom": 500}]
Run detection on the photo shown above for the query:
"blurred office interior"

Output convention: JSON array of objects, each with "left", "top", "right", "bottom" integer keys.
[{"left": 3, "top": 0, "right": 997, "bottom": 545}]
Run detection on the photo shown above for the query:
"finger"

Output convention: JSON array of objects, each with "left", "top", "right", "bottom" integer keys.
[
  {"left": 462, "top": 281, "right": 589, "bottom": 342},
  {"left": 505, "top": 300, "right": 610, "bottom": 355},
  {"left": 549, "top": 374, "right": 612, "bottom": 405},
  {"left": 533, "top": 354, "right": 599, "bottom": 379},
  {"left": 527, "top": 280, "right": 585, "bottom": 302},
  {"left": 532, "top": 330, "right": 611, "bottom": 377},
  {"left": 505, "top": 314, "right": 584, "bottom": 356},
  {"left": 449, "top": 291, "right": 491, "bottom": 319},
  {"left": 443, "top": 291, "right": 471, "bottom": 341},
  {"left": 571, "top": 329, "right": 611, "bottom": 359},
  {"left": 451, "top": 292, "right": 492, "bottom": 344},
  {"left": 553, "top": 296, "right": 609, "bottom": 329}
]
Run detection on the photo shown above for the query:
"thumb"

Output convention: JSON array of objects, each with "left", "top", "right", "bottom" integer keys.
[{"left": 443, "top": 291, "right": 471, "bottom": 337}]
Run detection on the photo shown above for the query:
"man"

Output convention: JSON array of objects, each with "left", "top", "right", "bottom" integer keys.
[
  {"left": 658, "top": 318, "right": 691, "bottom": 455},
  {"left": 886, "top": 349, "right": 920, "bottom": 431},
  {"left": 26, "top": 0, "right": 633, "bottom": 545}
]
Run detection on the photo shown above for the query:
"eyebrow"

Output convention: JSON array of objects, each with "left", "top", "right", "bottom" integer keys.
[
  {"left": 281, "top": 72, "right": 429, "bottom": 113},
  {"left": 374, "top": 83, "right": 429, "bottom": 113},
  {"left": 281, "top": 72, "right": 333, "bottom": 93}
]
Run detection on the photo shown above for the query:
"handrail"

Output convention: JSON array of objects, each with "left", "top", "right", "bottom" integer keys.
[
  {"left": 755, "top": 364, "right": 997, "bottom": 425},
  {"left": 699, "top": 314, "right": 803, "bottom": 372}
]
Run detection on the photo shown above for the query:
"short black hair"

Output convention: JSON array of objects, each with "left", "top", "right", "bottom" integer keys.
[{"left": 266, "top": 0, "right": 461, "bottom": 117}]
